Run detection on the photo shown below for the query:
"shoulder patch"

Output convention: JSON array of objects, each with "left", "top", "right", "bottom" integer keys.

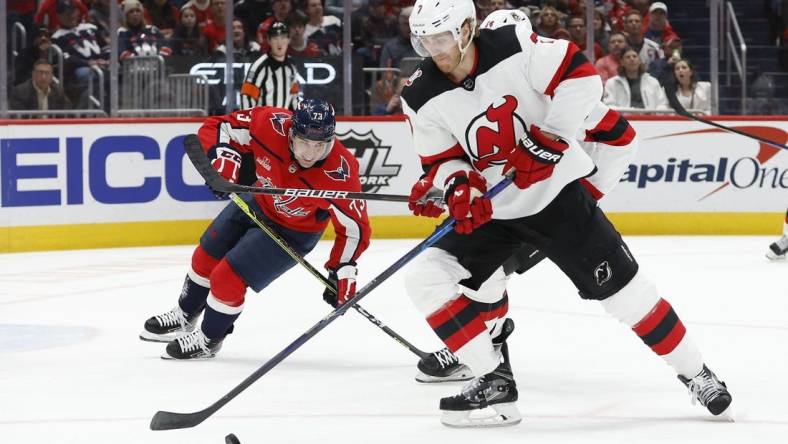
[
  {"left": 324, "top": 156, "right": 350, "bottom": 182},
  {"left": 400, "top": 60, "right": 458, "bottom": 113}
]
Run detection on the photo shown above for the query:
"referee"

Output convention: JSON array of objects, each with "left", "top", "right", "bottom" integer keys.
[{"left": 240, "top": 21, "right": 301, "bottom": 110}]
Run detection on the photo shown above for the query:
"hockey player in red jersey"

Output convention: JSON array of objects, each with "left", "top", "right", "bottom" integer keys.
[
  {"left": 139, "top": 99, "right": 371, "bottom": 359},
  {"left": 401, "top": 0, "right": 731, "bottom": 427}
]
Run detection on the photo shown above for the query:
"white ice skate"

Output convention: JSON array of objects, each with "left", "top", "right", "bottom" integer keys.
[{"left": 766, "top": 235, "right": 788, "bottom": 260}]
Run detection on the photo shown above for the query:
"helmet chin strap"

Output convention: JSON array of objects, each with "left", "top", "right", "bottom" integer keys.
[{"left": 450, "top": 23, "right": 475, "bottom": 72}]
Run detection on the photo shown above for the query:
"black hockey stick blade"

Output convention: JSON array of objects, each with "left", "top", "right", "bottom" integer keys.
[
  {"left": 150, "top": 407, "right": 216, "bottom": 430},
  {"left": 225, "top": 433, "right": 241, "bottom": 444},
  {"left": 183, "top": 134, "right": 424, "bottom": 202}
]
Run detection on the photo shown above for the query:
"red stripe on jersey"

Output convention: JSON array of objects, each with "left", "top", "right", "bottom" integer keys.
[
  {"left": 443, "top": 317, "right": 488, "bottom": 352},
  {"left": 419, "top": 143, "right": 467, "bottom": 170},
  {"left": 632, "top": 298, "right": 671, "bottom": 336},
  {"left": 651, "top": 321, "right": 686, "bottom": 355},
  {"left": 427, "top": 296, "right": 471, "bottom": 329},
  {"left": 580, "top": 178, "right": 604, "bottom": 200},
  {"left": 585, "top": 109, "right": 636, "bottom": 146},
  {"left": 544, "top": 42, "right": 598, "bottom": 97}
]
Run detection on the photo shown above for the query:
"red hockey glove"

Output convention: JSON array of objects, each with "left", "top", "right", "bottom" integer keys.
[
  {"left": 211, "top": 145, "right": 242, "bottom": 184},
  {"left": 579, "top": 178, "right": 604, "bottom": 201},
  {"left": 503, "top": 125, "right": 569, "bottom": 190},
  {"left": 408, "top": 173, "right": 445, "bottom": 218},
  {"left": 444, "top": 170, "right": 493, "bottom": 234},
  {"left": 323, "top": 263, "right": 357, "bottom": 307}
]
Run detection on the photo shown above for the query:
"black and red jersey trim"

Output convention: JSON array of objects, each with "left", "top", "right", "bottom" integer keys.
[
  {"left": 544, "top": 42, "right": 598, "bottom": 97},
  {"left": 585, "top": 109, "right": 636, "bottom": 146}
]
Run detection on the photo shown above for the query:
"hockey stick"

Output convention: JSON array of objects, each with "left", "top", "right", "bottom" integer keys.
[
  {"left": 227, "top": 192, "right": 428, "bottom": 359},
  {"left": 150, "top": 172, "right": 515, "bottom": 431},
  {"left": 184, "top": 134, "right": 428, "bottom": 203},
  {"left": 665, "top": 90, "right": 788, "bottom": 152}
]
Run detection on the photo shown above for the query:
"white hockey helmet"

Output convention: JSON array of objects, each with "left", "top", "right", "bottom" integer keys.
[
  {"left": 409, "top": 0, "right": 477, "bottom": 58},
  {"left": 480, "top": 9, "right": 531, "bottom": 31}
]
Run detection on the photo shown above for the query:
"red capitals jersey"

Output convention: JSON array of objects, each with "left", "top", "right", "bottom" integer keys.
[{"left": 198, "top": 106, "right": 371, "bottom": 270}]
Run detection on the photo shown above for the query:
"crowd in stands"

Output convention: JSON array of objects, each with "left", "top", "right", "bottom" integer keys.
[{"left": 5, "top": 0, "right": 769, "bottom": 116}]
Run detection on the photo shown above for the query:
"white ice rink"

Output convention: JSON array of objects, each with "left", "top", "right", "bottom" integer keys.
[{"left": 1, "top": 236, "right": 786, "bottom": 444}]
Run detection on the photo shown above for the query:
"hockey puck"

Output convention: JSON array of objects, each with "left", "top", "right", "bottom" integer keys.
[{"left": 225, "top": 433, "right": 241, "bottom": 444}]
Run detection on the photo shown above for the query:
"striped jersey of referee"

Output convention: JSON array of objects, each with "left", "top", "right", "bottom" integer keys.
[{"left": 240, "top": 54, "right": 301, "bottom": 110}]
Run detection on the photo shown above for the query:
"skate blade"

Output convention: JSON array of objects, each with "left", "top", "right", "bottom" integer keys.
[
  {"left": 440, "top": 402, "right": 522, "bottom": 428},
  {"left": 415, "top": 368, "right": 474, "bottom": 384},
  {"left": 714, "top": 405, "right": 735, "bottom": 422},
  {"left": 765, "top": 252, "right": 786, "bottom": 260},
  {"left": 139, "top": 328, "right": 194, "bottom": 343}
]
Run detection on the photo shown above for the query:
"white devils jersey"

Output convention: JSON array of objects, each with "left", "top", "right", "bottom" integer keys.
[{"left": 401, "top": 23, "right": 603, "bottom": 219}]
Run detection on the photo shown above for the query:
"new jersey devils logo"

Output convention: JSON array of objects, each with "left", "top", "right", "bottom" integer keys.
[{"left": 465, "top": 95, "right": 526, "bottom": 171}]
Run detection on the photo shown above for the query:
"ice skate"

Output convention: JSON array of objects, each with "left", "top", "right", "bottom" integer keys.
[
  {"left": 162, "top": 328, "right": 223, "bottom": 360},
  {"left": 416, "top": 318, "right": 515, "bottom": 383},
  {"left": 678, "top": 364, "right": 733, "bottom": 419},
  {"left": 766, "top": 235, "right": 788, "bottom": 260},
  {"left": 140, "top": 305, "right": 199, "bottom": 343},
  {"left": 439, "top": 355, "right": 521, "bottom": 428},
  {"left": 415, "top": 348, "right": 473, "bottom": 383}
]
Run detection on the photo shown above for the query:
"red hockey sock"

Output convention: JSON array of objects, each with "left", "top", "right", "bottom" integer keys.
[
  {"left": 427, "top": 294, "right": 488, "bottom": 353},
  {"left": 632, "top": 298, "right": 686, "bottom": 356}
]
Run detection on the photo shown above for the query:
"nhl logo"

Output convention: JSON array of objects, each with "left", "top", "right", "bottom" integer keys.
[
  {"left": 462, "top": 76, "right": 475, "bottom": 91},
  {"left": 594, "top": 261, "right": 612, "bottom": 286},
  {"left": 288, "top": 163, "right": 297, "bottom": 173},
  {"left": 337, "top": 130, "right": 402, "bottom": 193}
]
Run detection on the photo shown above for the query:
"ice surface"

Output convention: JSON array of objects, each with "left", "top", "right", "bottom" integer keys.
[{"left": 1, "top": 236, "right": 786, "bottom": 443}]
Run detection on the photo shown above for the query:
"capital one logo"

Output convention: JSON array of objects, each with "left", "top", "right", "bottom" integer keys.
[{"left": 465, "top": 95, "right": 526, "bottom": 171}]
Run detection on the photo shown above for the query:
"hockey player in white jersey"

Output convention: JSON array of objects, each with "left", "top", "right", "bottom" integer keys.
[{"left": 401, "top": 1, "right": 732, "bottom": 427}]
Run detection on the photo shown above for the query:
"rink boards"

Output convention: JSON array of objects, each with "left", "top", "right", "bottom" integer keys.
[{"left": 0, "top": 116, "right": 786, "bottom": 252}]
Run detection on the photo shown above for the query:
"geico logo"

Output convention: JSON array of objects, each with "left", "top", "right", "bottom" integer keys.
[
  {"left": 622, "top": 157, "right": 788, "bottom": 189},
  {"left": 189, "top": 62, "right": 337, "bottom": 86},
  {"left": 0, "top": 135, "right": 215, "bottom": 207}
]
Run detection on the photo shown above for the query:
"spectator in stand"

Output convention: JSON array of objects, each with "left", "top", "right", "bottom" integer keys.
[
  {"left": 668, "top": 59, "right": 711, "bottom": 115},
  {"left": 305, "top": 0, "right": 342, "bottom": 55},
  {"left": 603, "top": 0, "right": 628, "bottom": 31},
  {"left": 51, "top": 0, "right": 110, "bottom": 108},
  {"left": 623, "top": 10, "right": 662, "bottom": 70},
  {"left": 144, "top": 0, "right": 180, "bottom": 39},
  {"left": 170, "top": 6, "right": 209, "bottom": 56},
  {"left": 379, "top": 6, "right": 417, "bottom": 69},
  {"left": 593, "top": 9, "right": 611, "bottom": 54},
  {"left": 567, "top": 15, "right": 604, "bottom": 61},
  {"left": 235, "top": 0, "right": 273, "bottom": 40},
  {"left": 287, "top": 10, "right": 322, "bottom": 57},
  {"left": 353, "top": 0, "right": 398, "bottom": 66},
  {"left": 201, "top": 0, "right": 227, "bottom": 51},
  {"left": 648, "top": 36, "right": 683, "bottom": 86},
  {"left": 118, "top": 0, "right": 172, "bottom": 60},
  {"left": 35, "top": 0, "right": 88, "bottom": 32},
  {"left": 643, "top": 2, "right": 678, "bottom": 45},
  {"left": 604, "top": 47, "right": 669, "bottom": 111},
  {"left": 241, "top": 21, "right": 301, "bottom": 110},
  {"left": 215, "top": 17, "right": 262, "bottom": 60},
  {"left": 89, "top": 0, "right": 122, "bottom": 42},
  {"left": 181, "top": 0, "right": 212, "bottom": 25},
  {"left": 256, "top": 0, "right": 292, "bottom": 52},
  {"left": 535, "top": 6, "right": 570, "bottom": 40},
  {"left": 10, "top": 59, "right": 71, "bottom": 116},
  {"left": 13, "top": 28, "right": 55, "bottom": 86},
  {"left": 628, "top": 0, "right": 650, "bottom": 17},
  {"left": 595, "top": 31, "right": 627, "bottom": 84},
  {"left": 9, "top": 0, "right": 38, "bottom": 44}
]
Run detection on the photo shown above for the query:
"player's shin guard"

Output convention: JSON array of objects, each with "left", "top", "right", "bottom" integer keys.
[
  {"left": 427, "top": 295, "right": 500, "bottom": 377},
  {"left": 600, "top": 272, "right": 703, "bottom": 378},
  {"left": 178, "top": 245, "right": 220, "bottom": 314}
]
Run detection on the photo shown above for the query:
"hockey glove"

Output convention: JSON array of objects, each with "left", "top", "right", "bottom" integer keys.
[
  {"left": 503, "top": 125, "right": 569, "bottom": 190},
  {"left": 444, "top": 170, "right": 493, "bottom": 234},
  {"left": 323, "top": 263, "right": 357, "bottom": 308},
  {"left": 408, "top": 172, "right": 445, "bottom": 218},
  {"left": 210, "top": 145, "right": 242, "bottom": 199}
]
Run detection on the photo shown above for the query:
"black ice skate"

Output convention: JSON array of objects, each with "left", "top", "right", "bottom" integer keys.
[
  {"left": 439, "top": 355, "right": 521, "bottom": 428},
  {"left": 678, "top": 364, "right": 733, "bottom": 418},
  {"left": 766, "top": 235, "right": 788, "bottom": 260},
  {"left": 416, "top": 318, "right": 515, "bottom": 383},
  {"left": 162, "top": 329, "right": 223, "bottom": 360},
  {"left": 140, "top": 305, "right": 199, "bottom": 343}
]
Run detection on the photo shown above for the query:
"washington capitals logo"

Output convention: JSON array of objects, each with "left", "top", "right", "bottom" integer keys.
[
  {"left": 324, "top": 156, "right": 350, "bottom": 182},
  {"left": 270, "top": 112, "right": 290, "bottom": 137}
]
